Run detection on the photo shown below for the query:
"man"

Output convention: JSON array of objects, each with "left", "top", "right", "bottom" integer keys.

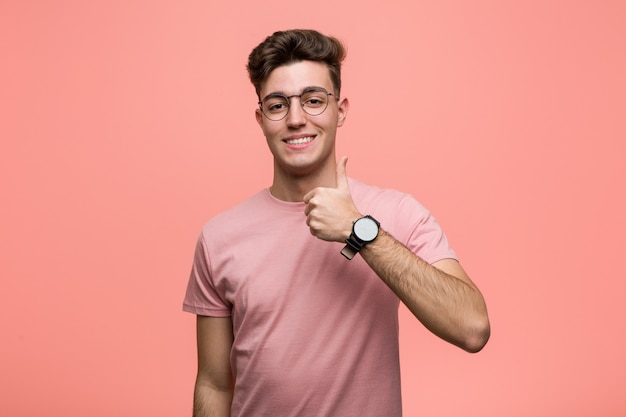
[{"left": 183, "top": 29, "right": 490, "bottom": 417}]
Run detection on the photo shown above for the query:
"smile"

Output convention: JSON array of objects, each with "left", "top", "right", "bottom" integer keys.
[{"left": 285, "top": 136, "right": 315, "bottom": 145}]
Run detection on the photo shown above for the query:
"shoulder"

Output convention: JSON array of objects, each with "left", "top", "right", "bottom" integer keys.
[
  {"left": 348, "top": 178, "right": 444, "bottom": 247},
  {"left": 199, "top": 190, "right": 268, "bottom": 240},
  {"left": 198, "top": 188, "right": 305, "bottom": 246},
  {"left": 348, "top": 178, "right": 429, "bottom": 217}
]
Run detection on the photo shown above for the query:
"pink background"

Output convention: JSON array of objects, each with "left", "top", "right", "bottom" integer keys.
[{"left": 2, "top": 1, "right": 625, "bottom": 415}]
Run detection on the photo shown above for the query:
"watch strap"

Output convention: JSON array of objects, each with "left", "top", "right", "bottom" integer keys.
[{"left": 340, "top": 245, "right": 358, "bottom": 260}]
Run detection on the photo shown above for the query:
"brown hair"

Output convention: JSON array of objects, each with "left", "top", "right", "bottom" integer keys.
[{"left": 247, "top": 29, "right": 346, "bottom": 99}]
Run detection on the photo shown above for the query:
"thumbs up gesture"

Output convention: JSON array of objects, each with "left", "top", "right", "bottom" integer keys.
[{"left": 303, "top": 156, "right": 362, "bottom": 242}]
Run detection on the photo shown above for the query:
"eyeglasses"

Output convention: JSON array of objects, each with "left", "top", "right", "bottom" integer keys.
[{"left": 258, "top": 87, "right": 337, "bottom": 121}]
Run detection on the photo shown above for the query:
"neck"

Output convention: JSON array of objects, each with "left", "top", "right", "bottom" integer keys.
[{"left": 269, "top": 161, "right": 337, "bottom": 202}]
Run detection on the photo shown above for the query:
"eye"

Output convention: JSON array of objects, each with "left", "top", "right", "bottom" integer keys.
[
  {"left": 268, "top": 103, "right": 285, "bottom": 112},
  {"left": 264, "top": 97, "right": 289, "bottom": 113},
  {"left": 302, "top": 93, "right": 327, "bottom": 108}
]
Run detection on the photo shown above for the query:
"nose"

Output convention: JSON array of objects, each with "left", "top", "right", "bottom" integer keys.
[{"left": 285, "top": 97, "right": 307, "bottom": 127}]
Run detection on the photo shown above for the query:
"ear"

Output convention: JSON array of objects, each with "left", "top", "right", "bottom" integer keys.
[
  {"left": 255, "top": 107, "right": 264, "bottom": 129},
  {"left": 337, "top": 97, "right": 349, "bottom": 127}
]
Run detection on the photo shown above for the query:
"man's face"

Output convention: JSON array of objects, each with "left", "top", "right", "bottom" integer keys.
[{"left": 255, "top": 60, "right": 348, "bottom": 179}]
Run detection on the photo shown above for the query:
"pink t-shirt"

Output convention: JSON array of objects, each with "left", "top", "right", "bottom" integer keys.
[{"left": 183, "top": 178, "right": 456, "bottom": 416}]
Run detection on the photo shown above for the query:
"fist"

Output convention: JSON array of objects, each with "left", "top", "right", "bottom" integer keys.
[{"left": 303, "top": 157, "right": 362, "bottom": 242}]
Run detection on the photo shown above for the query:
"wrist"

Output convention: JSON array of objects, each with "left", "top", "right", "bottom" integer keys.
[
  {"left": 341, "top": 215, "right": 380, "bottom": 260},
  {"left": 342, "top": 213, "right": 362, "bottom": 241}
]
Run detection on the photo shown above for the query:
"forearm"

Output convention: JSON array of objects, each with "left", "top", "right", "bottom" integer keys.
[
  {"left": 360, "top": 229, "right": 490, "bottom": 352},
  {"left": 193, "top": 379, "right": 233, "bottom": 417}
]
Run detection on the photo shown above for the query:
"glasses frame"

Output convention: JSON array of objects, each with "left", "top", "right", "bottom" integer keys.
[{"left": 258, "top": 87, "right": 337, "bottom": 121}]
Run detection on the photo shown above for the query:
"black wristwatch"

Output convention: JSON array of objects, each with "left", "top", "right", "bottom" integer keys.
[{"left": 341, "top": 215, "right": 380, "bottom": 260}]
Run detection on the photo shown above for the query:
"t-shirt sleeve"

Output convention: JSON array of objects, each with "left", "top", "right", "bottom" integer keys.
[
  {"left": 394, "top": 194, "right": 458, "bottom": 264},
  {"left": 182, "top": 233, "right": 232, "bottom": 317}
]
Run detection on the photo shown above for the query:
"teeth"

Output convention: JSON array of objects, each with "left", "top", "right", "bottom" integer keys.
[{"left": 286, "top": 136, "right": 314, "bottom": 145}]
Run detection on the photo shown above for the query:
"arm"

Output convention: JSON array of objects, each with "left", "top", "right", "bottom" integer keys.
[
  {"left": 360, "top": 230, "right": 490, "bottom": 352},
  {"left": 304, "top": 157, "right": 490, "bottom": 352},
  {"left": 193, "top": 316, "right": 234, "bottom": 417}
]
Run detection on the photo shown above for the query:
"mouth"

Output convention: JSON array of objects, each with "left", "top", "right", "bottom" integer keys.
[{"left": 284, "top": 136, "right": 315, "bottom": 146}]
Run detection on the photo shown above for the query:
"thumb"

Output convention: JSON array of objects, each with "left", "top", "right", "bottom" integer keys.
[{"left": 336, "top": 156, "right": 350, "bottom": 190}]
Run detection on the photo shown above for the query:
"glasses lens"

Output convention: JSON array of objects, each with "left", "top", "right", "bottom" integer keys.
[
  {"left": 301, "top": 90, "right": 330, "bottom": 116},
  {"left": 262, "top": 96, "right": 289, "bottom": 121}
]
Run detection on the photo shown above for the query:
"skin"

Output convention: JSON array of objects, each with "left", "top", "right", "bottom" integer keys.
[
  {"left": 193, "top": 60, "right": 490, "bottom": 417},
  {"left": 194, "top": 316, "right": 233, "bottom": 417},
  {"left": 254, "top": 61, "right": 349, "bottom": 202}
]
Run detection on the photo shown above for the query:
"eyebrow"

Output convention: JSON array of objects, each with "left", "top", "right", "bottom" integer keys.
[{"left": 261, "top": 86, "right": 328, "bottom": 101}]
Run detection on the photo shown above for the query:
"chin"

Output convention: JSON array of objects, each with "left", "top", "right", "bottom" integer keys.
[{"left": 277, "top": 159, "right": 318, "bottom": 177}]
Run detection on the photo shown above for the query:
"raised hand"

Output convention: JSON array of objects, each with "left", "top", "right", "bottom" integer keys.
[{"left": 303, "top": 156, "right": 362, "bottom": 242}]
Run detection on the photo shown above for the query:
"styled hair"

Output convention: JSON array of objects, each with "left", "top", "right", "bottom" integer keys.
[{"left": 247, "top": 29, "right": 346, "bottom": 99}]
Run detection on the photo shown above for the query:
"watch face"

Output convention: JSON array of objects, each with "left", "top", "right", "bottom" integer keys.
[{"left": 354, "top": 217, "right": 379, "bottom": 242}]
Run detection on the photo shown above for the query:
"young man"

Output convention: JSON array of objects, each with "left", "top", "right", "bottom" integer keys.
[{"left": 183, "top": 29, "right": 490, "bottom": 417}]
